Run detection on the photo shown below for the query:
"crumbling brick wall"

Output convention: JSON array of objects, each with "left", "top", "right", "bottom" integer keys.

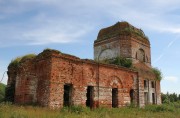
[
  {"left": 48, "top": 51, "right": 138, "bottom": 108},
  {"left": 7, "top": 50, "right": 138, "bottom": 109}
]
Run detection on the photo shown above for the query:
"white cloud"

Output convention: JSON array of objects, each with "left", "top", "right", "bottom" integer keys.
[
  {"left": 21, "top": 21, "right": 93, "bottom": 45},
  {"left": 0, "top": 12, "right": 94, "bottom": 47},
  {"left": 1, "top": 0, "right": 180, "bottom": 46},
  {"left": 164, "top": 76, "right": 179, "bottom": 83}
]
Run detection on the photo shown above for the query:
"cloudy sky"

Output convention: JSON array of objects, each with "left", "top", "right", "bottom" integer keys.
[{"left": 0, "top": 0, "right": 180, "bottom": 94}]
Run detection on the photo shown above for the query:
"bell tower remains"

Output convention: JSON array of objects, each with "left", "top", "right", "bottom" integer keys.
[
  {"left": 94, "top": 22, "right": 161, "bottom": 106},
  {"left": 94, "top": 21, "right": 151, "bottom": 67}
]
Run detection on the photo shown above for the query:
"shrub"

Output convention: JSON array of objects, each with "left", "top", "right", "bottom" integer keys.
[
  {"left": 105, "top": 57, "right": 132, "bottom": 68},
  {"left": 152, "top": 67, "right": 163, "bottom": 81},
  {"left": 145, "top": 104, "right": 174, "bottom": 112},
  {"left": 173, "top": 101, "right": 180, "bottom": 108},
  {"left": 5, "top": 83, "right": 15, "bottom": 102}
]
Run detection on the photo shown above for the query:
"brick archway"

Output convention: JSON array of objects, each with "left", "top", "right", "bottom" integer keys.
[
  {"left": 107, "top": 76, "right": 124, "bottom": 107},
  {"left": 108, "top": 75, "right": 123, "bottom": 88}
]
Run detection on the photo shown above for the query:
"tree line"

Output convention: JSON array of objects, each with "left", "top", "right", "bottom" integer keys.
[{"left": 161, "top": 92, "right": 180, "bottom": 103}]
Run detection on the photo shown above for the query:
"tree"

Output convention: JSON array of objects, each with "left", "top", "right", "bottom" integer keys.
[{"left": 161, "top": 92, "right": 180, "bottom": 103}]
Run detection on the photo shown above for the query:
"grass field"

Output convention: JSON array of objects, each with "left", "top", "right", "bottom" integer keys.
[
  {"left": 0, "top": 84, "right": 180, "bottom": 118},
  {"left": 0, "top": 102, "right": 180, "bottom": 118}
]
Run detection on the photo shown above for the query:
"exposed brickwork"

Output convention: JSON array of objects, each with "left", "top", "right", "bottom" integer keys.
[
  {"left": 7, "top": 51, "right": 137, "bottom": 108},
  {"left": 6, "top": 21, "right": 161, "bottom": 109},
  {"left": 94, "top": 21, "right": 161, "bottom": 107}
]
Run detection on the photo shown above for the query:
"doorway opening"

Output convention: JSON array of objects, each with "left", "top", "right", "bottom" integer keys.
[
  {"left": 130, "top": 89, "right": 134, "bottom": 104},
  {"left": 144, "top": 92, "right": 148, "bottom": 105},
  {"left": 86, "top": 86, "right": 94, "bottom": 108},
  {"left": 63, "top": 84, "right": 72, "bottom": 107},
  {"left": 112, "top": 88, "right": 118, "bottom": 108},
  {"left": 152, "top": 93, "right": 155, "bottom": 104}
]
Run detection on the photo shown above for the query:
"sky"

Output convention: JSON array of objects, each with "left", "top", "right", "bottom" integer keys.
[{"left": 0, "top": 0, "right": 180, "bottom": 94}]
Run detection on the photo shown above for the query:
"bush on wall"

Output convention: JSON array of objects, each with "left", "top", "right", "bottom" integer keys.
[
  {"left": 102, "top": 57, "right": 132, "bottom": 68},
  {"left": 152, "top": 67, "right": 162, "bottom": 81}
]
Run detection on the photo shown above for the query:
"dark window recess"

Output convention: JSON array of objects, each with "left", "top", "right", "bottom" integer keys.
[
  {"left": 144, "top": 80, "right": 148, "bottom": 89},
  {"left": 130, "top": 89, "right": 134, "bottom": 104},
  {"left": 151, "top": 81, "right": 155, "bottom": 88},
  {"left": 136, "top": 53, "right": 138, "bottom": 59},
  {"left": 86, "top": 86, "right": 94, "bottom": 108},
  {"left": 146, "top": 56, "right": 148, "bottom": 62},
  {"left": 144, "top": 92, "right": 148, "bottom": 105},
  {"left": 112, "top": 88, "right": 118, "bottom": 108},
  {"left": 152, "top": 93, "right": 155, "bottom": 104},
  {"left": 63, "top": 84, "right": 72, "bottom": 107}
]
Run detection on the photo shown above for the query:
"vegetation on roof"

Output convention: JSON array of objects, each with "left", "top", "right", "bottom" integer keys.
[
  {"left": 43, "top": 48, "right": 61, "bottom": 54},
  {"left": 152, "top": 67, "right": 163, "bottom": 81},
  {"left": 8, "top": 57, "right": 22, "bottom": 68},
  {"left": 96, "top": 22, "right": 149, "bottom": 43},
  {"left": 21, "top": 54, "right": 37, "bottom": 61},
  {"left": 8, "top": 48, "right": 62, "bottom": 68},
  {"left": 36, "top": 48, "right": 62, "bottom": 59},
  {"left": 8, "top": 54, "right": 36, "bottom": 68},
  {"left": 101, "top": 57, "right": 132, "bottom": 68},
  {"left": 123, "top": 27, "right": 149, "bottom": 40}
]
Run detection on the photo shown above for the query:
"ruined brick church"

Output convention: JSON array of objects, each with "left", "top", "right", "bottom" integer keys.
[{"left": 6, "top": 22, "right": 161, "bottom": 109}]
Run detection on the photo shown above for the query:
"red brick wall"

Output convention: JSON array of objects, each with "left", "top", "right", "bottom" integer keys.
[
  {"left": 119, "top": 35, "right": 132, "bottom": 58},
  {"left": 14, "top": 59, "right": 36, "bottom": 104},
  {"left": 7, "top": 49, "right": 161, "bottom": 108},
  {"left": 10, "top": 52, "right": 53, "bottom": 106},
  {"left": 48, "top": 52, "right": 138, "bottom": 108}
]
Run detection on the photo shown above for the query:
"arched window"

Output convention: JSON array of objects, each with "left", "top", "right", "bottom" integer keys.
[{"left": 136, "top": 49, "right": 145, "bottom": 62}]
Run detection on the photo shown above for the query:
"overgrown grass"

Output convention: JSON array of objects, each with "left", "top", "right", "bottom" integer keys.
[
  {"left": 8, "top": 57, "right": 22, "bottom": 68},
  {"left": 8, "top": 54, "right": 36, "bottom": 68},
  {"left": 43, "top": 48, "right": 61, "bottom": 54},
  {"left": 20, "top": 54, "right": 37, "bottom": 61},
  {"left": 0, "top": 102, "right": 180, "bottom": 118}
]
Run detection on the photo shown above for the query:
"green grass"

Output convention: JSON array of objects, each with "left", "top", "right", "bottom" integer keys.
[
  {"left": 0, "top": 83, "right": 6, "bottom": 102},
  {"left": 0, "top": 103, "right": 180, "bottom": 118}
]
